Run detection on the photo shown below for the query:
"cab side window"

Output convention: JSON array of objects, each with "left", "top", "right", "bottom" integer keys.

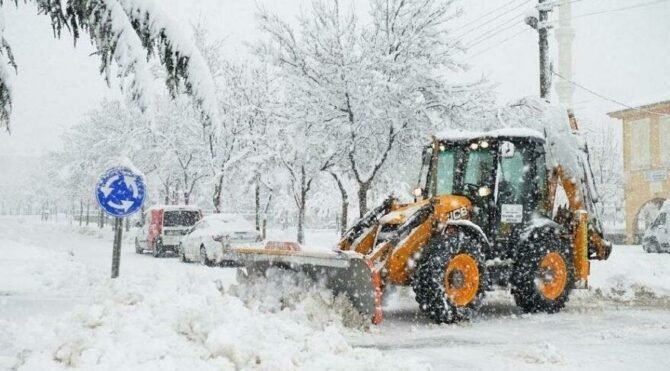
[{"left": 436, "top": 149, "right": 456, "bottom": 195}]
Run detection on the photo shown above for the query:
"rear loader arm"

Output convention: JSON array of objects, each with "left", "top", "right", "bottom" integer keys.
[{"left": 548, "top": 112, "right": 612, "bottom": 286}]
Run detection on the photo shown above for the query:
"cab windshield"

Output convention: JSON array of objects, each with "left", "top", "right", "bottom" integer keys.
[{"left": 463, "top": 147, "right": 495, "bottom": 189}]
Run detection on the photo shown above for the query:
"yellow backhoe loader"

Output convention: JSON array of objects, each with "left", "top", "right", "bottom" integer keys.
[{"left": 229, "top": 108, "right": 611, "bottom": 324}]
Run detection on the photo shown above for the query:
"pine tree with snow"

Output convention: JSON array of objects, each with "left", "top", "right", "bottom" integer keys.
[{"left": 0, "top": 0, "right": 219, "bottom": 131}]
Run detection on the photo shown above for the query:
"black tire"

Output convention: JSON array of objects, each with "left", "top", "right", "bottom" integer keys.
[
  {"left": 135, "top": 238, "right": 142, "bottom": 254},
  {"left": 412, "top": 231, "right": 487, "bottom": 324},
  {"left": 511, "top": 229, "right": 574, "bottom": 314},
  {"left": 179, "top": 243, "right": 189, "bottom": 263},
  {"left": 651, "top": 242, "right": 661, "bottom": 253},
  {"left": 199, "top": 246, "right": 211, "bottom": 266},
  {"left": 152, "top": 241, "right": 162, "bottom": 258},
  {"left": 643, "top": 240, "right": 659, "bottom": 253}
]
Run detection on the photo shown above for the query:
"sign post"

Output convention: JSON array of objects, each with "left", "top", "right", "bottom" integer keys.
[
  {"left": 95, "top": 166, "right": 146, "bottom": 279},
  {"left": 112, "top": 218, "right": 123, "bottom": 278}
]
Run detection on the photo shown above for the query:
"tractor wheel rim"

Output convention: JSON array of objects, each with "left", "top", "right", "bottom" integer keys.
[
  {"left": 537, "top": 252, "right": 567, "bottom": 300},
  {"left": 444, "top": 254, "right": 480, "bottom": 307}
]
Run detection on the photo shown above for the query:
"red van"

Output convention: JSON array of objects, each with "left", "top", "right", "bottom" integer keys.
[{"left": 135, "top": 205, "right": 202, "bottom": 257}]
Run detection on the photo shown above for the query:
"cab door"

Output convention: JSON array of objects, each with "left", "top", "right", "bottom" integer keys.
[{"left": 493, "top": 140, "right": 545, "bottom": 241}]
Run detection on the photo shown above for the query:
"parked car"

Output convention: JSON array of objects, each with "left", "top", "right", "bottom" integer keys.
[
  {"left": 643, "top": 202, "right": 670, "bottom": 253},
  {"left": 135, "top": 205, "right": 202, "bottom": 257},
  {"left": 179, "top": 213, "right": 262, "bottom": 265}
]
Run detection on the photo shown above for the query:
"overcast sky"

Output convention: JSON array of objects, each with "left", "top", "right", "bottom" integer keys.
[{"left": 0, "top": 0, "right": 668, "bottom": 157}]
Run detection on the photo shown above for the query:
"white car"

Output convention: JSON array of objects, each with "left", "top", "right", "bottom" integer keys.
[
  {"left": 179, "top": 213, "right": 263, "bottom": 265},
  {"left": 643, "top": 202, "right": 670, "bottom": 253}
]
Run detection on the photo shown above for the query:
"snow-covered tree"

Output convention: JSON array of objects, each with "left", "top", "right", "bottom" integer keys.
[
  {"left": 151, "top": 96, "right": 210, "bottom": 205},
  {"left": 0, "top": 0, "right": 219, "bottom": 131},
  {"left": 583, "top": 123, "right": 624, "bottom": 229},
  {"left": 257, "top": 0, "right": 492, "bottom": 221},
  {"left": 269, "top": 111, "right": 337, "bottom": 244}
]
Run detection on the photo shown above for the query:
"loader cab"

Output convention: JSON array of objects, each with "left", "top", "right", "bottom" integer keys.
[{"left": 423, "top": 130, "right": 549, "bottom": 254}]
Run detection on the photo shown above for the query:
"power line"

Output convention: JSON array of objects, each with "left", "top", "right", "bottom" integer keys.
[
  {"left": 461, "top": 0, "right": 587, "bottom": 52},
  {"left": 452, "top": 0, "right": 529, "bottom": 40},
  {"left": 575, "top": 0, "right": 669, "bottom": 18},
  {"left": 466, "top": 21, "right": 526, "bottom": 49},
  {"left": 458, "top": 10, "right": 528, "bottom": 47},
  {"left": 455, "top": 0, "right": 525, "bottom": 32},
  {"left": 548, "top": 0, "right": 670, "bottom": 24},
  {"left": 453, "top": 1, "right": 531, "bottom": 46},
  {"left": 552, "top": 71, "right": 670, "bottom": 117},
  {"left": 469, "top": 28, "right": 531, "bottom": 58}
]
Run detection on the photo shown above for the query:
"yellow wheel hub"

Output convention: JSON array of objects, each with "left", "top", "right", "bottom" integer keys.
[
  {"left": 444, "top": 254, "right": 480, "bottom": 307},
  {"left": 538, "top": 252, "right": 568, "bottom": 300}
]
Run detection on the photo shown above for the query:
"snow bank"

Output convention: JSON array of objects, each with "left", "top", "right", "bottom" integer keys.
[
  {"left": 1, "top": 220, "right": 427, "bottom": 370},
  {"left": 231, "top": 268, "right": 370, "bottom": 330},
  {"left": 9, "top": 274, "right": 426, "bottom": 370},
  {"left": 0, "top": 239, "right": 99, "bottom": 298},
  {"left": 589, "top": 245, "right": 670, "bottom": 302}
]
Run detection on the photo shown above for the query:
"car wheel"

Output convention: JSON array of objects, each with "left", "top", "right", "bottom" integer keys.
[
  {"left": 180, "top": 243, "right": 189, "bottom": 263},
  {"left": 153, "top": 241, "right": 162, "bottom": 258},
  {"left": 200, "top": 246, "right": 211, "bottom": 266}
]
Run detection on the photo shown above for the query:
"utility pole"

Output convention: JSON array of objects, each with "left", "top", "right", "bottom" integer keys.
[{"left": 526, "top": 0, "right": 555, "bottom": 99}]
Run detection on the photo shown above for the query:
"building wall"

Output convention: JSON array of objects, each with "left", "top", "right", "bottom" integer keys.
[{"left": 618, "top": 103, "right": 670, "bottom": 243}]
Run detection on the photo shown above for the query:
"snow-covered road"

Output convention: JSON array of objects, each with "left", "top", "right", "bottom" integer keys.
[{"left": 1, "top": 217, "right": 670, "bottom": 370}]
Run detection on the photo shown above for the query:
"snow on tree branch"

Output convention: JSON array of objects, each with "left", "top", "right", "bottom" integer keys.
[
  {"left": 0, "top": 9, "right": 16, "bottom": 132},
  {"left": 0, "top": 0, "right": 220, "bottom": 131}
]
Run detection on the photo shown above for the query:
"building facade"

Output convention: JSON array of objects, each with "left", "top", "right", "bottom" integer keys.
[{"left": 608, "top": 100, "right": 670, "bottom": 243}]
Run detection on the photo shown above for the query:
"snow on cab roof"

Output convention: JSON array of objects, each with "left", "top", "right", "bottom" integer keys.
[
  {"left": 434, "top": 127, "right": 545, "bottom": 141},
  {"left": 433, "top": 97, "right": 587, "bottom": 182}
]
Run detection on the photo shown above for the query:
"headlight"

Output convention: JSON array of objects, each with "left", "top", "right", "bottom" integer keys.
[{"left": 478, "top": 186, "right": 492, "bottom": 197}]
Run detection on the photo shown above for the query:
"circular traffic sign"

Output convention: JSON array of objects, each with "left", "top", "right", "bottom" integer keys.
[{"left": 95, "top": 166, "right": 146, "bottom": 218}]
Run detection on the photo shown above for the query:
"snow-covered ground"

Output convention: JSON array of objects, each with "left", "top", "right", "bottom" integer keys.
[{"left": 1, "top": 216, "right": 670, "bottom": 370}]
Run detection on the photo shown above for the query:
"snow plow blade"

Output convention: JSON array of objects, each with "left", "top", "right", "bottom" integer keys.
[{"left": 230, "top": 247, "right": 383, "bottom": 324}]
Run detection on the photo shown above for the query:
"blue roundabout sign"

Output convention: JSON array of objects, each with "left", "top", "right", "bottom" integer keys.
[{"left": 95, "top": 166, "right": 146, "bottom": 218}]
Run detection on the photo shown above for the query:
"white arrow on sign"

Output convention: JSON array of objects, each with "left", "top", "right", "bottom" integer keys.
[
  {"left": 123, "top": 175, "right": 139, "bottom": 198},
  {"left": 107, "top": 200, "right": 134, "bottom": 211},
  {"left": 100, "top": 175, "right": 119, "bottom": 198}
]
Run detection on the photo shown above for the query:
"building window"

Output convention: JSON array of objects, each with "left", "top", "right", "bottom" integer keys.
[
  {"left": 660, "top": 117, "right": 670, "bottom": 166},
  {"left": 629, "top": 118, "right": 651, "bottom": 170}
]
